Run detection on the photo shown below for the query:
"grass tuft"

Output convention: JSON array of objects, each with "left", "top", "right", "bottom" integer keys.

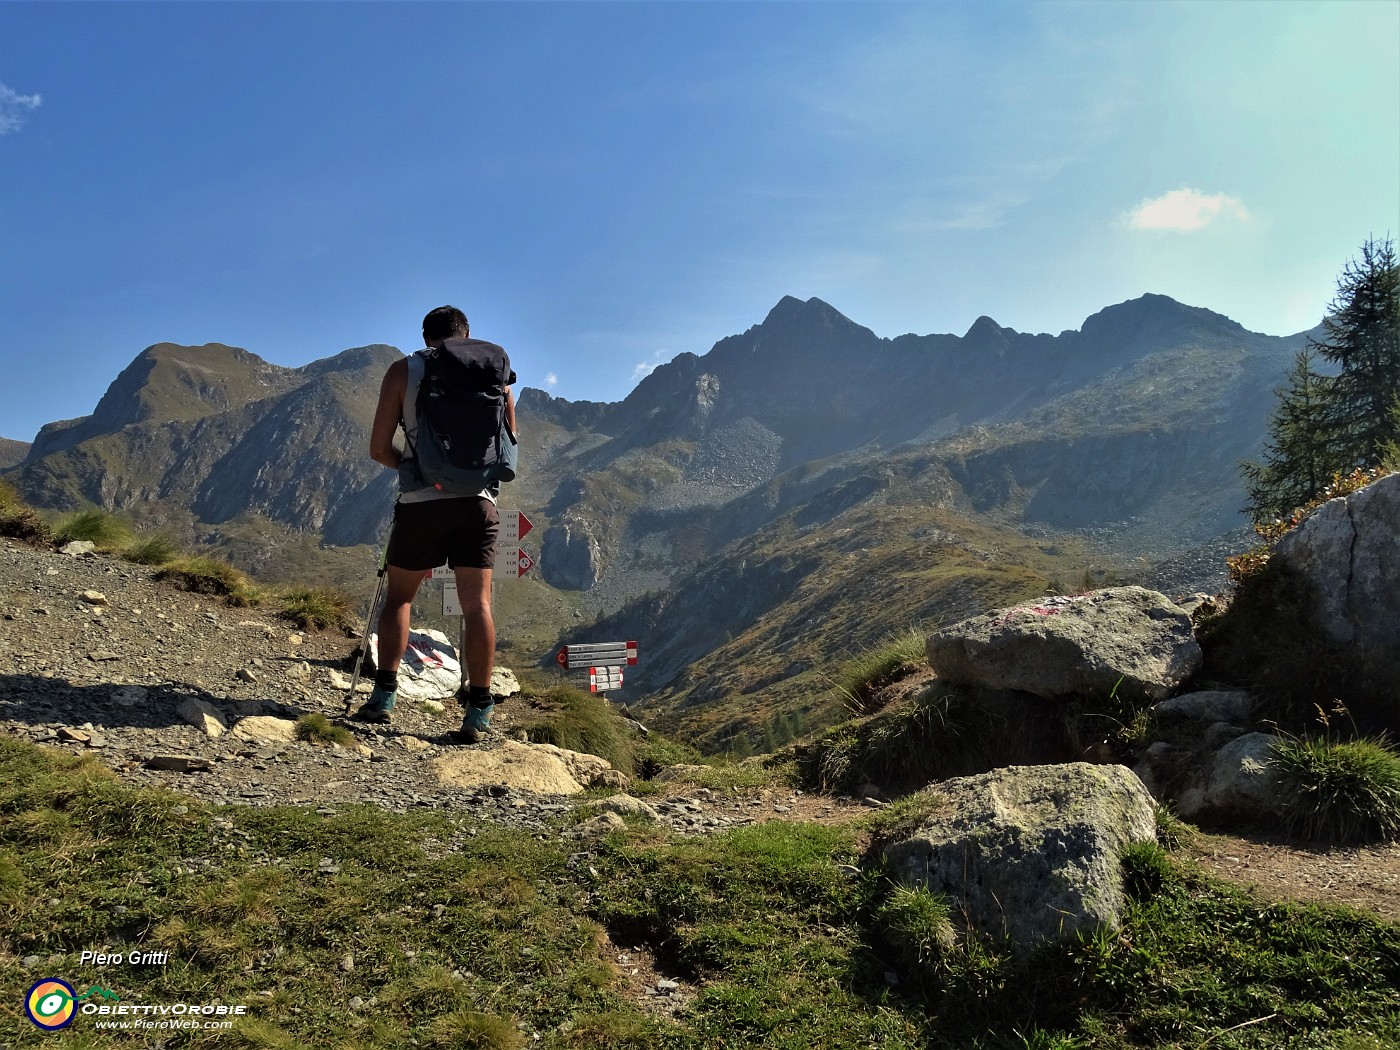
[
  {"left": 833, "top": 629, "right": 929, "bottom": 711},
  {"left": 123, "top": 533, "right": 182, "bottom": 566},
  {"left": 294, "top": 712, "right": 358, "bottom": 748},
  {"left": 521, "top": 686, "right": 636, "bottom": 775},
  {"left": 277, "top": 585, "right": 354, "bottom": 631},
  {"left": 155, "top": 555, "right": 262, "bottom": 606},
  {"left": 875, "top": 882, "right": 956, "bottom": 975},
  {"left": 0, "top": 481, "right": 51, "bottom": 544},
  {"left": 1270, "top": 734, "right": 1400, "bottom": 843},
  {"left": 425, "top": 1010, "right": 526, "bottom": 1049},
  {"left": 53, "top": 508, "right": 133, "bottom": 548}
]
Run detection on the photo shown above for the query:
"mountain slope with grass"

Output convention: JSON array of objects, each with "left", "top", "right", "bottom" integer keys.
[{"left": 7, "top": 295, "right": 1319, "bottom": 752}]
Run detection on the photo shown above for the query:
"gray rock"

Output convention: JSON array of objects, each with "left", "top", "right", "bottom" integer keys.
[
  {"left": 1150, "top": 689, "right": 1253, "bottom": 727},
  {"left": 177, "top": 697, "right": 228, "bottom": 738},
  {"left": 926, "top": 587, "right": 1201, "bottom": 702},
  {"left": 579, "top": 794, "right": 660, "bottom": 822},
  {"left": 233, "top": 716, "right": 299, "bottom": 745},
  {"left": 883, "top": 763, "right": 1156, "bottom": 955},
  {"left": 145, "top": 754, "right": 213, "bottom": 773},
  {"left": 541, "top": 513, "right": 605, "bottom": 591},
  {"left": 60, "top": 541, "right": 97, "bottom": 556},
  {"left": 1184, "top": 732, "right": 1286, "bottom": 824},
  {"left": 1274, "top": 472, "right": 1400, "bottom": 691},
  {"left": 566, "top": 812, "right": 626, "bottom": 839}
]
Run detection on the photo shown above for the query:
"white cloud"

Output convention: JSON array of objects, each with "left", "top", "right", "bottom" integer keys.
[
  {"left": 544, "top": 372, "right": 558, "bottom": 389},
  {"left": 632, "top": 349, "right": 673, "bottom": 383},
  {"left": 0, "top": 83, "right": 42, "bottom": 135},
  {"left": 1127, "top": 188, "right": 1250, "bottom": 231}
]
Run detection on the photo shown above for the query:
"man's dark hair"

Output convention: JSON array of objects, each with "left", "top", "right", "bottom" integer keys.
[{"left": 423, "top": 306, "right": 469, "bottom": 342}]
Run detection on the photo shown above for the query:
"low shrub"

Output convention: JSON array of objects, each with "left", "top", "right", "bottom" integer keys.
[
  {"left": 155, "top": 556, "right": 262, "bottom": 606},
  {"left": 277, "top": 586, "right": 354, "bottom": 632},
  {"left": 0, "top": 486, "right": 50, "bottom": 544},
  {"left": 1270, "top": 734, "right": 1400, "bottom": 843},
  {"left": 123, "top": 534, "right": 181, "bottom": 566}
]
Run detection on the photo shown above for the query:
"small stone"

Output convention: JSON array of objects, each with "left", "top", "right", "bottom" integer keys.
[
  {"left": 144, "top": 755, "right": 213, "bottom": 773},
  {"left": 339, "top": 954, "right": 354, "bottom": 973},
  {"left": 80, "top": 590, "right": 109, "bottom": 606},
  {"left": 656, "top": 979, "right": 680, "bottom": 993},
  {"left": 237, "top": 668, "right": 259, "bottom": 684},
  {"left": 60, "top": 540, "right": 97, "bottom": 556},
  {"left": 88, "top": 651, "right": 121, "bottom": 662},
  {"left": 349, "top": 996, "right": 366, "bottom": 1011},
  {"left": 23, "top": 954, "right": 42, "bottom": 968},
  {"left": 431, "top": 904, "right": 448, "bottom": 919},
  {"left": 421, "top": 699, "right": 445, "bottom": 714},
  {"left": 58, "top": 728, "right": 91, "bottom": 744},
  {"left": 111, "top": 686, "right": 148, "bottom": 707},
  {"left": 287, "top": 633, "right": 303, "bottom": 646}
]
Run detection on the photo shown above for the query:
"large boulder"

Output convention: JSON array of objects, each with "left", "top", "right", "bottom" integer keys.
[
  {"left": 926, "top": 587, "right": 1201, "bottom": 703},
  {"left": 883, "top": 763, "right": 1156, "bottom": 955},
  {"left": 1273, "top": 472, "right": 1400, "bottom": 685}
]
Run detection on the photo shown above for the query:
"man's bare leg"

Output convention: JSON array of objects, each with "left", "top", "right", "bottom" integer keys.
[
  {"left": 453, "top": 565, "right": 495, "bottom": 741},
  {"left": 376, "top": 566, "right": 429, "bottom": 674}
]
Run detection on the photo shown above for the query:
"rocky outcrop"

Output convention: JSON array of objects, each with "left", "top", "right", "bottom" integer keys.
[
  {"left": 925, "top": 588, "right": 1201, "bottom": 703},
  {"left": 542, "top": 513, "right": 605, "bottom": 590},
  {"left": 1273, "top": 473, "right": 1400, "bottom": 688},
  {"left": 883, "top": 763, "right": 1157, "bottom": 955}
]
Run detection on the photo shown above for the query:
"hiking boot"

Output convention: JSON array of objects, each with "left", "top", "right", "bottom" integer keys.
[
  {"left": 354, "top": 685, "right": 397, "bottom": 724},
  {"left": 455, "top": 701, "right": 494, "bottom": 744}
]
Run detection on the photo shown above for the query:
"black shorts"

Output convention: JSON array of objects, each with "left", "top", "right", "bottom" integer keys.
[{"left": 386, "top": 497, "right": 499, "bottom": 572}]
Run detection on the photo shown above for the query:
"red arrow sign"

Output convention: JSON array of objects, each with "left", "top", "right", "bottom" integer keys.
[{"left": 516, "top": 511, "right": 533, "bottom": 541}]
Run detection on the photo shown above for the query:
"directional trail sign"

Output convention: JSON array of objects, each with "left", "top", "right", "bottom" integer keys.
[
  {"left": 589, "top": 666, "right": 624, "bottom": 693},
  {"left": 556, "top": 641, "right": 638, "bottom": 671},
  {"left": 500, "top": 510, "right": 533, "bottom": 545}
]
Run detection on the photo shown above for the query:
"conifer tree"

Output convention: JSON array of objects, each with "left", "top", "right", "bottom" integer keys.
[
  {"left": 1243, "top": 236, "right": 1400, "bottom": 522},
  {"left": 1242, "top": 347, "right": 1338, "bottom": 520},
  {"left": 1312, "top": 236, "right": 1400, "bottom": 466}
]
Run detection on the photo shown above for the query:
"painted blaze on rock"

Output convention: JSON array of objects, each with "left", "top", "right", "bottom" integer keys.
[
  {"left": 925, "top": 586, "right": 1201, "bottom": 702},
  {"left": 883, "top": 763, "right": 1157, "bottom": 955}
]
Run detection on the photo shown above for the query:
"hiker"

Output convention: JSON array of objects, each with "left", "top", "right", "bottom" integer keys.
[{"left": 361, "top": 304, "right": 517, "bottom": 742}]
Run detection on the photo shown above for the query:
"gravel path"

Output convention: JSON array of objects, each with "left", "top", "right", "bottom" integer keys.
[{"left": 0, "top": 539, "right": 861, "bottom": 837}]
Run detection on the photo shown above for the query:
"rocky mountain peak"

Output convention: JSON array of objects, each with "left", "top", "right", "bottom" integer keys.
[
  {"left": 1076, "top": 293, "right": 1249, "bottom": 357},
  {"left": 963, "top": 315, "right": 1014, "bottom": 355}
]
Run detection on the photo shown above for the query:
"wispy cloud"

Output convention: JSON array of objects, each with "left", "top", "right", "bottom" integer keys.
[
  {"left": 1126, "top": 188, "right": 1250, "bottom": 231},
  {"left": 632, "top": 349, "right": 673, "bottom": 383},
  {"left": 0, "top": 83, "right": 42, "bottom": 135},
  {"left": 544, "top": 372, "right": 558, "bottom": 389}
]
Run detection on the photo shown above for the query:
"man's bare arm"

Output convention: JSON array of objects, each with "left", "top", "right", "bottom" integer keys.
[{"left": 370, "top": 359, "right": 408, "bottom": 469}]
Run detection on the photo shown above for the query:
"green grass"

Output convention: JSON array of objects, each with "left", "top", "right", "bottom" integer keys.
[
  {"left": 519, "top": 686, "right": 638, "bottom": 776},
  {"left": 122, "top": 533, "right": 182, "bottom": 566},
  {"left": 0, "top": 480, "right": 50, "bottom": 544},
  {"left": 2, "top": 736, "right": 1398, "bottom": 1048},
  {"left": 276, "top": 585, "right": 355, "bottom": 631},
  {"left": 52, "top": 508, "right": 133, "bottom": 549},
  {"left": 154, "top": 555, "right": 263, "bottom": 606},
  {"left": 293, "top": 712, "right": 358, "bottom": 749},
  {"left": 833, "top": 629, "right": 929, "bottom": 711},
  {"left": 1269, "top": 735, "right": 1400, "bottom": 843},
  {"left": 798, "top": 686, "right": 986, "bottom": 795}
]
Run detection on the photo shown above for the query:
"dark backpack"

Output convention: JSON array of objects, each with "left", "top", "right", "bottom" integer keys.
[{"left": 403, "top": 337, "right": 518, "bottom": 495}]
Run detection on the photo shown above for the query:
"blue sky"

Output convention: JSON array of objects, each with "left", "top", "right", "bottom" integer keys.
[{"left": 1, "top": 1, "right": 1397, "bottom": 444}]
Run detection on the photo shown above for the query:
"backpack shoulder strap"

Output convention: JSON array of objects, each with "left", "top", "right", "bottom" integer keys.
[{"left": 402, "top": 350, "right": 429, "bottom": 453}]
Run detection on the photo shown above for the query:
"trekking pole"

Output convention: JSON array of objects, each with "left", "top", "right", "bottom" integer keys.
[{"left": 345, "top": 544, "right": 389, "bottom": 714}]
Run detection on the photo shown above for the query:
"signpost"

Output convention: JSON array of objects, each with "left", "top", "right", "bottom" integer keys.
[
  {"left": 589, "top": 666, "right": 624, "bottom": 693},
  {"left": 555, "top": 641, "right": 638, "bottom": 670}
]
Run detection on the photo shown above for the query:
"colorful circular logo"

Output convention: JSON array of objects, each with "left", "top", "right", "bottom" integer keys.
[{"left": 26, "top": 978, "right": 77, "bottom": 1031}]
